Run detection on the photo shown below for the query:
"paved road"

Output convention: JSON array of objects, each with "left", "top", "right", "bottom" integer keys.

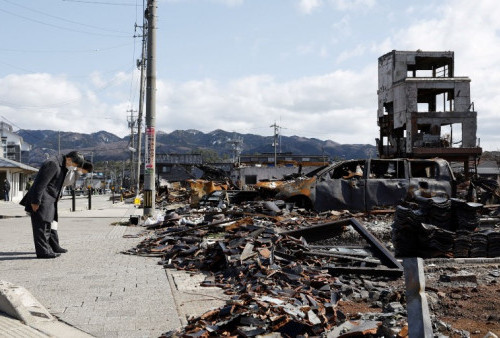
[{"left": 0, "top": 196, "right": 182, "bottom": 337}]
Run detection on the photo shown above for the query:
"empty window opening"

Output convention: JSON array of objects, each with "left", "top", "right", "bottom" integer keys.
[
  {"left": 418, "top": 103, "right": 429, "bottom": 112},
  {"left": 384, "top": 102, "right": 394, "bottom": 115},
  {"left": 441, "top": 124, "right": 462, "bottom": 147},
  {"left": 434, "top": 65, "right": 449, "bottom": 77},
  {"left": 418, "top": 89, "right": 454, "bottom": 112},
  {"left": 369, "top": 160, "right": 405, "bottom": 179},
  {"left": 411, "top": 161, "right": 438, "bottom": 178},
  {"left": 435, "top": 93, "right": 453, "bottom": 112},
  {"left": 414, "top": 69, "right": 433, "bottom": 77},
  {"left": 244, "top": 175, "right": 257, "bottom": 185},
  {"left": 331, "top": 161, "right": 365, "bottom": 179}
]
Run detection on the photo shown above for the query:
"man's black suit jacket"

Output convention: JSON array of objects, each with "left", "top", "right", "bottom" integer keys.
[{"left": 20, "top": 155, "right": 68, "bottom": 223}]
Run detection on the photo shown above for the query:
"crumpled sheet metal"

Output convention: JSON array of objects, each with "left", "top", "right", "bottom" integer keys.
[{"left": 187, "top": 179, "right": 229, "bottom": 206}]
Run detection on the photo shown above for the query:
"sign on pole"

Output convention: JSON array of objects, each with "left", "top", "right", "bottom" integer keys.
[{"left": 145, "top": 127, "right": 155, "bottom": 173}]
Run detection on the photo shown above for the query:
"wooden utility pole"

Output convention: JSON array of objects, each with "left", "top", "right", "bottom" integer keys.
[
  {"left": 270, "top": 122, "right": 279, "bottom": 166},
  {"left": 143, "top": 0, "right": 157, "bottom": 216},
  {"left": 127, "top": 108, "right": 137, "bottom": 189}
]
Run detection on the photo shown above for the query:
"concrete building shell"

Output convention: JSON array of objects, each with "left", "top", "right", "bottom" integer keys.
[{"left": 377, "top": 50, "right": 482, "bottom": 173}]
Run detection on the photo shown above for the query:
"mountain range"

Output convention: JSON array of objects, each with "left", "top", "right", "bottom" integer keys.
[{"left": 16, "top": 129, "right": 376, "bottom": 166}]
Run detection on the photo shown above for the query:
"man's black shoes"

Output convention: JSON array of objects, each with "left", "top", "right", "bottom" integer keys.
[
  {"left": 53, "top": 247, "right": 68, "bottom": 253},
  {"left": 37, "top": 252, "right": 61, "bottom": 259}
]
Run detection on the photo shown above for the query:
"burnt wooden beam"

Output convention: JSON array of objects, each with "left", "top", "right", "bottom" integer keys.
[
  {"left": 348, "top": 218, "right": 403, "bottom": 270},
  {"left": 281, "top": 218, "right": 349, "bottom": 242},
  {"left": 282, "top": 217, "right": 403, "bottom": 271}
]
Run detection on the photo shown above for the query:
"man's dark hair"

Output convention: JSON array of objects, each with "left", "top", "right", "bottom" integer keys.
[
  {"left": 82, "top": 161, "right": 93, "bottom": 173},
  {"left": 66, "top": 151, "right": 84, "bottom": 167}
]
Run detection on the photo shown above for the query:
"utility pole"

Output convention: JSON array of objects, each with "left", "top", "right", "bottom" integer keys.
[
  {"left": 143, "top": 0, "right": 157, "bottom": 217},
  {"left": 270, "top": 122, "right": 279, "bottom": 166},
  {"left": 227, "top": 136, "right": 243, "bottom": 165},
  {"left": 135, "top": 12, "right": 147, "bottom": 198},
  {"left": 127, "top": 108, "right": 137, "bottom": 189}
]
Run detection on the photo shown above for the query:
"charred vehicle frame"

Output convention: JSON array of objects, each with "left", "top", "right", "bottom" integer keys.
[{"left": 274, "top": 158, "right": 456, "bottom": 212}]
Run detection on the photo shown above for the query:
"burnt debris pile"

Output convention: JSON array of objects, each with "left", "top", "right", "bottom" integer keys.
[
  {"left": 392, "top": 196, "right": 500, "bottom": 258},
  {"left": 124, "top": 202, "right": 411, "bottom": 337}
]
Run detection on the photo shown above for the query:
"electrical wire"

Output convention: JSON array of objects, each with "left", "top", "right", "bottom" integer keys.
[
  {"left": 0, "top": 115, "right": 48, "bottom": 144},
  {"left": 2, "top": 0, "right": 131, "bottom": 35},
  {"left": 0, "top": 7, "right": 130, "bottom": 38},
  {"left": 62, "top": 0, "right": 139, "bottom": 6},
  {"left": 0, "top": 42, "right": 134, "bottom": 54},
  {"left": 126, "top": 0, "right": 146, "bottom": 123}
]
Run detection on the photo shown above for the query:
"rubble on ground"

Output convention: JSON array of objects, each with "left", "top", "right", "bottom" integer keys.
[{"left": 123, "top": 182, "right": 500, "bottom": 337}]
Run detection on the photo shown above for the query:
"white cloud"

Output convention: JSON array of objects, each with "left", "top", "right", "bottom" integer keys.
[
  {"left": 0, "top": 63, "right": 380, "bottom": 146},
  {"left": 154, "top": 65, "right": 378, "bottom": 144},
  {"left": 297, "top": 0, "right": 323, "bottom": 15},
  {"left": 0, "top": 73, "right": 81, "bottom": 109},
  {"left": 0, "top": 73, "right": 130, "bottom": 137}
]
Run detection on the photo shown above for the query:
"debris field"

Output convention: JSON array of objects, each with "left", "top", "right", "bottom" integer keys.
[{"left": 123, "top": 186, "right": 500, "bottom": 337}]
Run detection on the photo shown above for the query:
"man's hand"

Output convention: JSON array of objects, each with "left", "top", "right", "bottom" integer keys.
[{"left": 31, "top": 204, "right": 39, "bottom": 212}]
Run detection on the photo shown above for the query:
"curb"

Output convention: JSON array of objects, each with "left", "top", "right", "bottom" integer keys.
[{"left": 0, "top": 280, "right": 93, "bottom": 338}]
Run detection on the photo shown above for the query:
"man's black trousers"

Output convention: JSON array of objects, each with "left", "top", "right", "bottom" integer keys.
[{"left": 30, "top": 212, "right": 53, "bottom": 256}]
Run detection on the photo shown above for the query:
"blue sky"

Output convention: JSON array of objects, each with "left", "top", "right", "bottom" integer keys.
[{"left": 1, "top": 0, "right": 499, "bottom": 151}]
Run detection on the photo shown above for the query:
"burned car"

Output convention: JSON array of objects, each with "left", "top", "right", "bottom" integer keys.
[{"left": 274, "top": 158, "right": 456, "bottom": 212}]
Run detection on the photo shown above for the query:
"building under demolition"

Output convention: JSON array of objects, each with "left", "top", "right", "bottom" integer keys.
[{"left": 376, "top": 50, "right": 482, "bottom": 174}]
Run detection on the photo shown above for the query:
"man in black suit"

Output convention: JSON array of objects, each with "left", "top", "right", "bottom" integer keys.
[
  {"left": 21, "top": 151, "right": 84, "bottom": 259},
  {"left": 48, "top": 160, "right": 94, "bottom": 253}
]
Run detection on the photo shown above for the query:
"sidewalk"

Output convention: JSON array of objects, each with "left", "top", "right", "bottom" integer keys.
[{"left": 0, "top": 196, "right": 225, "bottom": 337}]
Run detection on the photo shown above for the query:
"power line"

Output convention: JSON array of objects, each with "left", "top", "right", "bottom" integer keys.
[
  {"left": 0, "top": 59, "right": 134, "bottom": 80},
  {"left": 0, "top": 115, "right": 48, "bottom": 144},
  {"left": 2, "top": 0, "right": 131, "bottom": 34},
  {"left": 62, "top": 0, "right": 139, "bottom": 6},
  {"left": 0, "top": 7, "right": 130, "bottom": 38},
  {"left": 0, "top": 42, "right": 134, "bottom": 54}
]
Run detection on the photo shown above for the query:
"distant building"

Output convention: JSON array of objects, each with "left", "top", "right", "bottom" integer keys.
[
  {"left": 0, "top": 157, "right": 38, "bottom": 202},
  {"left": 239, "top": 153, "right": 329, "bottom": 166},
  {"left": 156, "top": 153, "right": 203, "bottom": 182},
  {"left": 153, "top": 152, "right": 328, "bottom": 187},
  {"left": 0, "top": 122, "right": 36, "bottom": 202},
  {"left": 232, "top": 153, "right": 328, "bottom": 188},
  {"left": 477, "top": 160, "right": 500, "bottom": 182},
  {"left": 0, "top": 122, "right": 31, "bottom": 163}
]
